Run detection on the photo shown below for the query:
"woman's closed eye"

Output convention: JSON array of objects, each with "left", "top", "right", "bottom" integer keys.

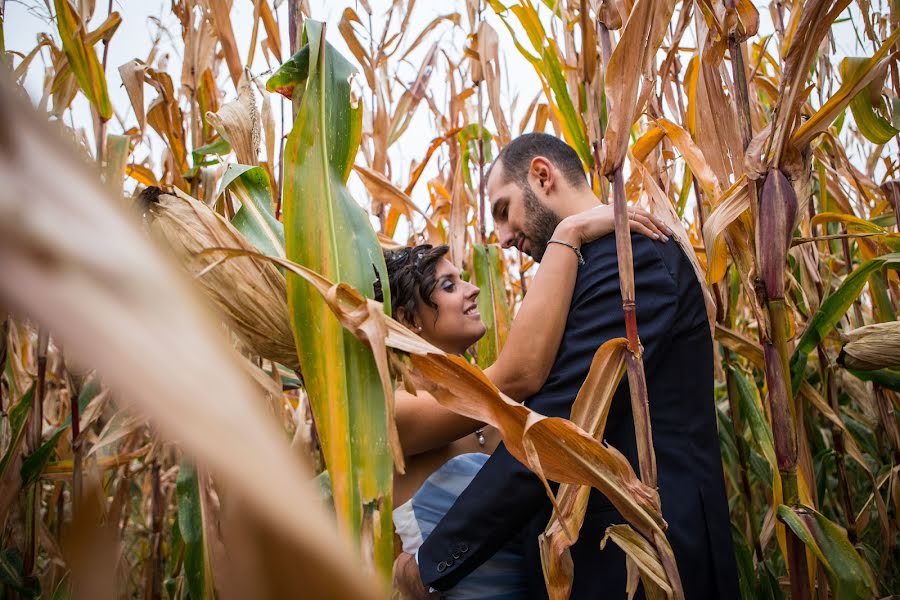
[{"left": 441, "top": 279, "right": 456, "bottom": 293}]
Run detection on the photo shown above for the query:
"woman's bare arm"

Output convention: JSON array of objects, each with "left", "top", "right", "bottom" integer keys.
[
  {"left": 482, "top": 222, "right": 582, "bottom": 400},
  {"left": 485, "top": 206, "right": 670, "bottom": 400},
  {"left": 394, "top": 389, "right": 484, "bottom": 456}
]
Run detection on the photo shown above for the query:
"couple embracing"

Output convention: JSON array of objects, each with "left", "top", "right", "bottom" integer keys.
[{"left": 381, "top": 133, "right": 739, "bottom": 599}]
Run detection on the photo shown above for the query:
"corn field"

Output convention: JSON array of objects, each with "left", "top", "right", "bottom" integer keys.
[{"left": 0, "top": 0, "right": 899, "bottom": 597}]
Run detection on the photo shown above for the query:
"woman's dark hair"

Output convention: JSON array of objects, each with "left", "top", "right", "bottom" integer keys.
[{"left": 373, "top": 244, "right": 450, "bottom": 325}]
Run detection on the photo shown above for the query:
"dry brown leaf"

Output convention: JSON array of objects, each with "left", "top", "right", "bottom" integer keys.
[
  {"left": 207, "top": 0, "right": 244, "bottom": 88},
  {"left": 258, "top": 0, "right": 282, "bottom": 61},
  {"left": 354, "top": 164, "right": 441, "bottom": 240},
  {"left": 601, "top": 0, "right": 676, "bottom": 173},
  {"left": 476, "top": 20, "right": 511, "bottom": 147},
  {"left": 118, "top": 59, "right": 147, "bottom": 131},
  {"left": 601, "top": 525, "right": 674, "bottom": 599},
  {"left": 702, "top": 176, "right": 750, "bottom": 283},
  {"left": 338, "top": 7, "right": 375, "bottom": 90},
  {"left": 207, "top": 71, "right": 260, "bottom": 166}
]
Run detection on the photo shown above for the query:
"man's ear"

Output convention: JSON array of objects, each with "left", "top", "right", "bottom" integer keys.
[{"left": 529, "top": 156, "right": 553, "bottom": 193}]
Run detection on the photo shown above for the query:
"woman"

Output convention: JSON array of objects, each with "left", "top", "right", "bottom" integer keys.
[{"left": 380, "top": 205, "right": 669, "bottom": 598}]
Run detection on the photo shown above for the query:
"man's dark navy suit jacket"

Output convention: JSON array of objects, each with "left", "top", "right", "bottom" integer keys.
[{"left": 418, "top": 233, "right": 740, "bottom": 599}]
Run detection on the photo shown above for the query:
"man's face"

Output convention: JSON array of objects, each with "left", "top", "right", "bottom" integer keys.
[{"left": 487, "top": 162, "right": 561, "bottom": 262}]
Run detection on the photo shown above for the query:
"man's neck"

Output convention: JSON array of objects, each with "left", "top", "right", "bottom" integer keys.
[{"left": 554, "top": 188, "right": 601, "bottom": 219}]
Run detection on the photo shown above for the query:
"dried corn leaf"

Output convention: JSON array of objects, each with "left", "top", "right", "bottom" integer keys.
[
  {"left": 207, "top": 0, "right": 243, "bottom": 88},
  {"left": 601, "top": 0, "right": 676, "bottom": 173},
  {"left": 702, "top": 177, "right": 750, "bottom": 283},
  {"left": 207, "top": 72, "right": 260, "bottom": 166},
  {"left": 118, "top": 59, "right": 147, "bottom": 131}
]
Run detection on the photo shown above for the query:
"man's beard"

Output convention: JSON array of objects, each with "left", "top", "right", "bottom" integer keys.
[{"left": 522, "top": 183, "right": 562, "bottom": 262}]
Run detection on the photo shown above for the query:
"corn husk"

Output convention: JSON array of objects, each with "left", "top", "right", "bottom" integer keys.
[
  {"left": 143, "top": 188, "right": 298, "bottom": 371},
  {"left": 839, "top": 321, "right": 900, "bottom": 371},
  {"left": 756, "top": 168, "right": 798, "bottom": 301}
]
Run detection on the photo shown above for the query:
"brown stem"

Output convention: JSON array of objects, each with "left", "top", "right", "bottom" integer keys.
[
  {"left": 0, "top": 317, "right": 8, "bottom": 411},
  {"left": 94, "top": 0, "right": 113, "bottom": 166},
  {"left": 288, "top": 0, "right": 303, "bottom": 55},
  {"left": 596, "top": 22, "right": 681, "bottom": 597},
  {"left": 148, "top": 460, "right": 164, "bottom": 600},
  {"left": 476, "top": 0, "right": 486, "bottom": 245},
  {"left": 873, "top": 385, "right": 900, "bottom": 462},
  {"left": 24, "top": 329, "right": 49, "bottom": 580},
  {"left": 764, "top": 300, "right": 810, "bottom": 599},
  {"left": 69, "top": 372, "right": 83, "bottom": 513},
  {"left": 839, "top": 224, "right": 865, "bottom": 328},
  {"left": 288, "top": 0, "right": 304, "bottom": 121},
  {"left": 727, "top": 34, "right": 761, "bottom": 239}
]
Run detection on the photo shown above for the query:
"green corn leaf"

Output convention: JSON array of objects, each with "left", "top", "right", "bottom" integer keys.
[
  {"left": 0, "top": 385, "right": 35, "bottom": 487},
  {"left": 730, "top": 525, "right": 757, "bottom": 600},
  {"left": 176, "top": 461, "right": 210, "bottom": 600},
  {"left": 50, "top": 573, "right": 69, "bottom": 600},
  {"left": 731, "top": 367, "right": 776, "bottom": 470},
  {"left": 281, "top": 20, "right": 394, "bottom": 578},
  {"left": 848, "top": 368, "right": 900, "bottom": 392},
  {"left": 53, "top": 0, "right": 112, "bottom": 120},
  {"left": 777, "top": 504, "right": 876, "bottom": 599},
  {"left": 541, "top": 41, "right": 591, "bottom": 167},
  {"left": 842, "top": 58, "right": 899, "bottom": 144},
  {"left": 0, "top": 548, "right": 40, "bottom": 598},
  {"left": 266, "top": 44, "right": 310, "bottom": 100},
  {"left": 191, "top": 138, "right": 232, "bottom": 167},
  {"left": 220, "top": 164, "right": 285, "bottom": 259},
  {"left": 490, "top": 1, "right": 592, "bottom": 167},
  {"left": 790, "top": 253, "right": 900, "bottom": 392},
  {"left": 458, "top": 124, "right": 493, "bottom": 190},
  {"left": 21, "top": 428, "right": 65, "bottom": 487},
  {"left": 472, "top": 244, "right": 511, "bottom": 369}
]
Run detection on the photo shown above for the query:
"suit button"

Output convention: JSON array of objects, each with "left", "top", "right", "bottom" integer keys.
[
  {"left": 446, "top": 558, "right": 454, "bottom": 566},
  {"left": 459, "top": 543, "right": 469, "bottom": 553},
  {"left": 437, "top": 561, "right": 447, "bottom": 572},
  {"left": 452, "top": 550, "right": 461, "bottom": 559}
]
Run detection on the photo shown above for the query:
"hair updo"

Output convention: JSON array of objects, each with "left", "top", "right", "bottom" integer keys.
[{"left": 373, "top": 244, "right": 450, "bottom": 325}]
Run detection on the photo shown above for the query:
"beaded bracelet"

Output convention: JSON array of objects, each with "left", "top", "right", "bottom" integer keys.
[{"left": 547, "top": 238, "right": 585, "bottom": 266}]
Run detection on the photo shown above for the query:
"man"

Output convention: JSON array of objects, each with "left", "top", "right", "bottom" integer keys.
[{"left": 395, "top": 133, "right": 739, "bottom": 599}]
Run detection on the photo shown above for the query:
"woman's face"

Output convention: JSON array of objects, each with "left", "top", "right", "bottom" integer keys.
[{"left": 414, "top": 258, "right": 486, "bottom": 354}]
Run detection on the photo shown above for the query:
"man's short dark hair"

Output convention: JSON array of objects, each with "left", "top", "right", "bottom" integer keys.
[{"left": 490, "top": 133, "right": 588, "bottom": 190}]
